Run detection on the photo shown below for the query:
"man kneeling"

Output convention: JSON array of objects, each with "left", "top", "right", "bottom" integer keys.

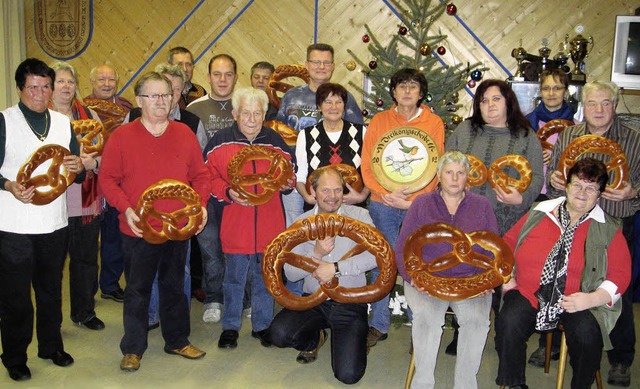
[{"left": 269, "top": 167, "right": 377, "bottom": 385}]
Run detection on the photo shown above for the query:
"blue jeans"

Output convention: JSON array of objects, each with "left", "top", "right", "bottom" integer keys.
[
  {"left": 148, "top": 241, "right": 192, "bottom": 326},
  {"left": 222, "top": 253, "right": 273, "bottom": 332},
  {"left": 368, "top": 200, "right": 406, "bottom": 334},
  {"left": 99, "top": 203, "right": 123, "bottom": 293},
  {"left": 196, "top": 200, "right": 225, "bottom": 304}
]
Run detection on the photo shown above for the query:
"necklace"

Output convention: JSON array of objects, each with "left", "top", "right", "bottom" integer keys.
[{"left": 25, "top": 111, "right": 50, "bottom": 141}]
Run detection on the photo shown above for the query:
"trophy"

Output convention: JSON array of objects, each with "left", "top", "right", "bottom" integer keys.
[
  {"left": 511, "top": 47, "right": 527, "bottom": 80},
  {"left": 539, "top": 38, "right": 551, "bottom": 72},
  {"left": 566, "top": 33, "right": 594, "bottom": 82}
]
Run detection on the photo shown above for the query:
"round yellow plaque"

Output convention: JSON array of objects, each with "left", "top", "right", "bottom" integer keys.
[{"left": 370, "top": 126, "right": 440, "bottom": 193}]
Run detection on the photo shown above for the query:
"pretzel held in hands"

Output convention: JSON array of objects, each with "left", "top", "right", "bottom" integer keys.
[
  {"left": 466, "top": 154, "right": 488, "bottom": 187},
  {"left": 265, "top": 64, "right": 310, "bottom": 109},
  {"left": 17, "top": 144, "right": 77, "bottom": 205},
  {"left": 537, "top": 119, "right": 573, "bottom": 153},
  {"left": 264, "top": 120, "right": 298, "bottom": 147},
  {"left": 71, "top": 119, "right": 108, "bottom": 155},
  {"left": 305, "top": 164, "right": 364, "bottom": 193},
  {"left": 488, "top": 154, "right": 532, "bottom": 193}
]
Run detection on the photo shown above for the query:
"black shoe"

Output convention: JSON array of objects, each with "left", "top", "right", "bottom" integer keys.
[
  {"left": 7, "top": 365, "right": 31, "bottom": 381},
  {"left": 148, "top": 322, "right": 160, "bottom": 331},
  {"left": 101, "top": 288, "right": 125, "bottom": 303},
  {"left": 608, "top": 363, "right": 631, "bottom": 387},
  {"left": 218, "top": 330, "right": 239, "bottom": 349},
  {"left": 251, "top": 329, "right": 272, "bottom": 347},
  {"left": 527, "top": 345, "right": 559, "bottom": 368},
  {"left": 296, "top": 329, "right": 327, "bottom": 364},
  {"left": 38, "top": 350, "right": 74, "bottom": 367},
  {"left": 445, "top": 331, "right": 458, "bottom": 356},
  {"left": 509, "top": 385, "right": 529, "bottom": 389},
  {"left": 75, "top": 316, "right": 105, "bottom": 331}
]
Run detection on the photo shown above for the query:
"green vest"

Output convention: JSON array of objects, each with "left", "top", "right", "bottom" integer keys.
[{"left": 515, "top": 205, "right": 622, "bottom": 350}]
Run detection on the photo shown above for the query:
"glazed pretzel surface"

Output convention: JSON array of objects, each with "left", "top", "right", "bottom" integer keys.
[
  {"left": 263, "top": 214, "right": 396, "bottom": 310},
  {"left": 403, "top": 222, "right": 513, "bottom": 301},
  {"left": 466, "top": 154, "right": 488, "bottom": 187},
  {"left": 265, "top": 64, "right": 310, "bottom": 109},
  {"left": 264, "top": 120, "right": 298, "bottom": 147},
  {"left": 305, "top": 164, "right": 364, "bottom": 194},
  {"left": 488, "top": 154, "right": 533, "bottom": 193},
  {"left": 135, "top": 179, "right": 203, "bottom": 244},
  {"left": 557, "top": 135, "right": 628, "bottom": 190},
  {"left": 17, "top": 144, "right": 77, "bottom": 205},
  {"left": 71, "top": 119, "right": 108, "bottom": 155},
  {"left": 537, "top": 119, "right": 573, "bottom": 152},
  {"left": 227, "top": 145, "right": 294, "bottom": 206},
  {"left": 83, "top": 98, "right": 127, "bottom": 132}
]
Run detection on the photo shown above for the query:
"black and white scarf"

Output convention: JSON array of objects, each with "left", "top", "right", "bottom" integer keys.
[{"left": 534, "top": 201, "right": 590, "bottom": 331}]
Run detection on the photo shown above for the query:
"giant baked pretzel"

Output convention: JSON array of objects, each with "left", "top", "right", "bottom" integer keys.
[
  {"left": 135, "top": 179, "right": 203, "bottom": 244},
  {"left": 265, "top": 64, "right": 310, "bottom": 110},
  {"left": 83, "top": 98, "right": 127, "bottom": 132},
  {"left": 305, "top": 164, "right": 364, "bottom": 194},
  {"left": 403, "top": 222, "right": 513, "bottom": 301},
  {"left": 263, "top": 214, "right": 396, "bottom": 311},
  {"left": 537, "top": 119, "right": 573, "bottom": 153},
  {"left": 71, "top": 119, "right": 108, "bottom": 155},
  {"left": 263, "top": 120, "right": 298, "bottom": 147},
  {"left": 466, "top": 154, "right": 488, "bottom": 187},
  {"left": 557, "top": 134, "right": 628, "bottom": 190},
  {"left": 17, "top": 144, "right": 77, "bottom": 205},
  {"left": 488, "top": 154, "right": 533, "bottom": 193},
  {"left": 227, "top": 145, "right": 294, "bottom": 206}
]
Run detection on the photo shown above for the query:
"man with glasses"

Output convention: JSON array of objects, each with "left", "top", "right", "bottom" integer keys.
[
  {"left": 168, "top": 47, "right": 207, "bottom": 110},
  {"left": 99, "top": 71, "right": 210, "bottom": 372},
  {"left": 547, "top": 80, "right": 640, "bottom": 387}
]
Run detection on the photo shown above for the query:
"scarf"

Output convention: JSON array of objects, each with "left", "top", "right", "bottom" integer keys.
[
  {"left": 527, "top": 101, "right": 574, "bottom": 132},
  {"left": 534, "top": 201, "right": 590, "bottom": 331}
]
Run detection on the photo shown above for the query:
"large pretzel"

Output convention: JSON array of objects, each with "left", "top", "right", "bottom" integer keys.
[
  {"left": 71, "top": 119, "right": 108, "bottom": 155},
  {"left": 263, "top": 214, "right": 396, "bottom": 311},
  {"left": 16, "top": 144, "right": 77, "bottom": 205},
  {"left": 227, "top": 145, "right": 294, "bottom": 206},
  {"left": 83, "top": 98, "right": 127, "bottom": 132},
  {"left": 265, "top": 64, "right": 310, "bottom": 109},
  {"left": 403, "top": 222, "right": 513, "bottom": 301},
  {"left": 557, "top": 135, "right": 628, "bottom": 190},
  {"left": 305, "top": 164, "right": 364, "bottom": 194},
  {"left": 488, "top": 154, "right": 532, "bottom": 193},
  {"left": 537, "top": 119, "right": 573, "bottom": 153},
  {"left": 135, "top": 179, "right": 203, "bottom": 244},
  {"left": 466, "top": 154, "right": 488, "bottom": 187},
  {"left": 264, "top": 120, "right": 298, "bottom": 147}
]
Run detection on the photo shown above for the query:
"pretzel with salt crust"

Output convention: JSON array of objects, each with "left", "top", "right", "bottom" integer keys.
[
  {"left": 265, "top": 64, "right": 310, "bottom": 109},
  {"left": 403, "top": 222, "right": 513, "bottom": 301},
  {"left": 71, "top": 119, "right": 108, "bottom": 155},
  {"left": 17, "top": 144, "right": 77, "bottom": 205},
  {"left": 488, "top": 154, "right": 533, "bottom": 193}
]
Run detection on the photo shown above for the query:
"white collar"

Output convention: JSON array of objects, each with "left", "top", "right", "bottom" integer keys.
[{"left": 534, "top": 197, "right": 606, "bottom": 227}]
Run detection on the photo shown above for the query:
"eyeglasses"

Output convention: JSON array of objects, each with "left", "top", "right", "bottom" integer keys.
[
  {"left": 396, "top": 82, "right": 420, "bottom": 91},
  {"left": 568, "top": 182, "right": 600, "bottom": 196},
  {"left": 540, "top": 86, "right": 565, "bottom": 92},
  {"left": 139, "top": 94, "right": 172, "bottom": 101},
  {"left": 307, "top": 60, "right": 333, "bottom": 67}
]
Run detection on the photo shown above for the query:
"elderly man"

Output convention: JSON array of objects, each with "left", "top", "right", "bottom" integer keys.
[
  {"left": 167, "top": 46, "right": 207, "bottom": 110},
  {"left": 0, "top": 58, "right": 85, "bottom": 381},
  {"left": 547, "top": 80, "right": 640, "bottom": 387},
  {"left": 203, "top": 87, "right": 295, "bottom": 350},
  {"left": 86, "top": 62, "right": 133, "bottom": 305},
  {"left": 99, "top": 72, "right": 211, "bottom": 372},
  {"left": 269, "top": 167, "right": 376, "bottom": 385},
  {"left": 250, "top": 61, "right": 277, "bottom": 121}
]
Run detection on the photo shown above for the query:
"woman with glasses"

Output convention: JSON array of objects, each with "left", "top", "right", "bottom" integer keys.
[{"left": 495, "top": 158, "right": 631, "bottom": 389}]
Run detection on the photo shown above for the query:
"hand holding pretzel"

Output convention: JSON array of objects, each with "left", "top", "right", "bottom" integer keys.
[
  {"left": 265, "top": 64, "right": 310, "bottom": 110},
  {"left": 403, "top": 222, "right": 513, "bottom": 301},
  {"left": 263, "top": 214, "right": 396, "bottom": 311},
  {"left": 135, "top": 179, "right": 203, "bottom": 244}
]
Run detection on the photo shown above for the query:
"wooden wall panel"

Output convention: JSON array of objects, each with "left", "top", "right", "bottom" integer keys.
[{"left": 22, "top": 0, "right": 640, "bottom": 114}]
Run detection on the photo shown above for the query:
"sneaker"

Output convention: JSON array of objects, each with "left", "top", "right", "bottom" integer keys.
[
  {"left": 74, "top": 316, "right": 105, "bottom": 331},
  {"left": 608, "top": 363, "right": 631, "bottom": 387},
  {"left": 203, "top": 304, "right": 222, "bottom": 323},
  {"left": 101, "top": 288, "right": 124, "bottom": 303},
  {"left": 366, "top": 327, "right": 388, "bottom": 349},
  {"left": 527, "top": 345, "right": 559, "bottom": 368}
]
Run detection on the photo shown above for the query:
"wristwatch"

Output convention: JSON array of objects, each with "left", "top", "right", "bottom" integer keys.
[{"left": 334, "top": 262, "right": 341, "bottom": 277}]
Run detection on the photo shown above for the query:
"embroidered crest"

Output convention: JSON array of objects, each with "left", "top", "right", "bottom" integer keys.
[{"left": 34, "top": 0, "right": 93, "bottom": 60}]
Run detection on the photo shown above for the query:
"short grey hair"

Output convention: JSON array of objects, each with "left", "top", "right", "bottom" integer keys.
[
  {"left": 231, "top": 87, "right": 268, "bottom": 113},
  {"left": 437, "top": 150, "right": 470, "bottom": 174},
  {"left": 582, "top": 80, "right": 619, "bottom": 106},
  {"left": 154, "top": 63, "right": 186, "bottom": 83}
]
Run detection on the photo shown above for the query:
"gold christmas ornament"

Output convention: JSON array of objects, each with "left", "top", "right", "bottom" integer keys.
[
  {"left": 452, "top": 115, "right": 463, "bottom": 124},
  {"left": 346, "top": 60, "right": 357, "bottom": 71},
  {"left": 420, "top": 44, "right": 431, "bottom": 56}
]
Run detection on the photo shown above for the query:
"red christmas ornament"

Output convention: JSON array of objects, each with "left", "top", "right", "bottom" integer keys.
[
  {"left": 399, "top": 26, "right": 408, "bottom": 35},
  {"left": 467, "top": 79, "right": 476, "bottom": 88},
  {"left": 368, "top": 60, "right": 378, "bottom": 70},
  {"left": 362, "top": 34, "right": 370, "bottom": 43},
  {"left": 361, "top": 109, "right": 369, "bottom": 117},
  {"left": 437, "top": 46, "right": 446, "bottom": 55},
  {"left": 446, "top": 3, "right": 457, "bottom": 16},
  {"left": 376, "top": 98, "right": 384, "bottom": 107}
]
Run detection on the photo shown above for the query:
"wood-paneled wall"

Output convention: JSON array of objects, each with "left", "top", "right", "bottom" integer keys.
[{"left": 22, "top": 0, "right": 640, "bottom": 115}]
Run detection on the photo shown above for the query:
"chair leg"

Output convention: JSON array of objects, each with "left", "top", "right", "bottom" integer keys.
[
  {"left": 545, "top": 331, "right": 553, "bottom": 374},
  {"left": 404, "top": 352, "right": 415, "bottom": 389},
  {"left": 556, "top": 331, "right": 568, "bottom": 389}
]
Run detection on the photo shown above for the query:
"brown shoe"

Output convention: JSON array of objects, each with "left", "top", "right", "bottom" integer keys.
[
  {"left": 164, "top": 344, "right": 206, "bottom": 360},
  {"left": 296, "top": 329, "right": 327, "bottom": 364},
  {"left": 366, "top": 327, "right": 388, "bottom": 348},
  {"left": 120, "top": 354, "right": 141, "bottom": 372}
]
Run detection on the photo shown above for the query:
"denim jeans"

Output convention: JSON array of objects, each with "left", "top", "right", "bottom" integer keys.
[
  {"left": 368, "top": 200, "right": 406, "bottom": 333},
  {"left": 148, "top": 241, "right": 192, "bottom": 326},
  {"left": 222, "top": 253, "right": 273, "bottom": 332},
  {"left": 495, "top": 290, "right": 603, "bottom": 388},
  {"left": 99, "top": 203, "right": 124, "bottom": 294},
  {"left": 196, "top": 200, "right": 225, "bottom": 304},
  {"left": 270, "top": 300, "right": 369, "bottom": 384},
  {"left": 282, "top": 188, "right": 304, "bottom": 227},
  {"left": 405, "top": 284, "right": 491, "bottom": 389}
]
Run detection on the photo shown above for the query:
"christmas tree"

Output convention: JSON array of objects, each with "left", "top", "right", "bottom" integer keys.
[{"left": 347, "top": 0, "right": 486, "bottom": 134}]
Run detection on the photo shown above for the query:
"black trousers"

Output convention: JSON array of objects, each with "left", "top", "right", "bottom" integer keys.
[
  {"left": 269, "top": 300, "right": 369, "bottom": 385},
  {"left": 68, "top": 215, "right": 102, "bottom": 323},
  {"left": 120, "top": 234, "right": 190, "bottom": 356},
  {"left": 495, "top": 290, "right": 603, "bottom": 389},
  {"left": 0, "top": 227, "right": 69, "bottom": 368}
]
